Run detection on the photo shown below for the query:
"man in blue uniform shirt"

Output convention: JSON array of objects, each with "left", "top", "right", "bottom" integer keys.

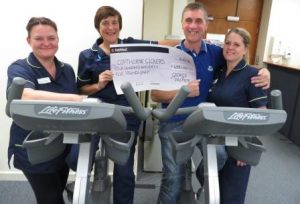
[{"left": 151, "top": 3, "right": 270, "bottom": 204}]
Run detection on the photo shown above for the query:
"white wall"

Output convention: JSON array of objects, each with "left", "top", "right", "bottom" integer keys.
[
  {"left": 255, "top": 0, "right": 272, "bottom": 66},
  {"left": 263, "top": 0, "right": 300, "bottom": 66},
  {"left": 143, "top": 0, "right": 194, "bottom": 40},
  {"left": 0, "top": 0, "right": 143, "bottom": 180},
  {"left": 170, "top": 0, "right": 194, "bottom": 38},
  {"left": 143, "top": 0, "right": 173, "bottom": 40}
]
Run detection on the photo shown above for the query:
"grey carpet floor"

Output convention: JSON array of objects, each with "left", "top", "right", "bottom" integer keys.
[
  {"left": 245, "top": 133, "right": 300, "bottom": 204},
  {"left": 0, "top": 133, "right": 299, "bottom": 204}
]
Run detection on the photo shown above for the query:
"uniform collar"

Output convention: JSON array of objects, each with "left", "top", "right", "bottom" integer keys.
[
  {"left": 232, "top": 58, "right": 247, "bottom": 72},
  {"left": 91, "top": 38, "right": 103, "bottom": 52},
  {"left": 179, "top": 39, "right": 207, "bottom": 56},
  {"left": 26, "top": 52, "right": 64, "bottom": 69},
  {"left": 91, "top": 37, "right": 123, "bottom": 55}
]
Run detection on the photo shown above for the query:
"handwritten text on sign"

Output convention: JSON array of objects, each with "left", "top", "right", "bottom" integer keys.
[{"left": 110, "top": 44, "right": 196, "bottom": 94}]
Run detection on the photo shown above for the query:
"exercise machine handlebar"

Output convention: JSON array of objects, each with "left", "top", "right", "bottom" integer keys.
[
  {"left": 152, "top": 85, "right": 191, "bottom": 121},
  {"left": 6, "top": 78, "right": 151, "bottom": 124},
  {"left": 270, "top": 89, "right": 283, "bottom": 110},
  {"left": 120, "top": 82, "right": 151, "bottom": 120},
  {"left": 6, "top": 77, "right": 26, "bottom": 117}
]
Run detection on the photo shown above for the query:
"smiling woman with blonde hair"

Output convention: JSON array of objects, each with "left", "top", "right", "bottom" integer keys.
[{"left": 208, "top": 27, "right": 267, "bottom": 204}]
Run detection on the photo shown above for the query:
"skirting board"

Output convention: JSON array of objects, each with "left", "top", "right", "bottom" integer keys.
[
  {"left": 0, "top": 171, "right": 116, "bottom": 181},
  {"left": 0, "top": 171, "right": 77, "bottom": 181}
]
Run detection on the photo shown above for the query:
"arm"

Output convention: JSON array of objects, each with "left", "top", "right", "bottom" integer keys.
[
  {"left": 151, "top": 79, "right": 201, "bottom": 103},
  {"left": 151, "top": 89, "right": 178, "bottom": 103},
  {"left": 79, "top": 84, "right": 101, "bottom": 95},
  {"left": 158, "top": 40, "right": 180, "bottom": 47},
  {"left": 7, "top": 62, "right": 83, "bottom": 102},
  {"left": 22, "top": 88, "right": 84, "bottom": 101},
  {"left": 79, "top": 70, "right": 113, "bottom": 95},
  {"left": 251, "top": 68, "right": 270, "bottom": 90}
]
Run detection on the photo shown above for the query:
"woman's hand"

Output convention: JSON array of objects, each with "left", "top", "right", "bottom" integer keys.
[
  {"left": 236, "top": 160, "right": 247, "bottom": 167},
  {"left": 97, "top": 70, "right": 113, "bottom": 90}
]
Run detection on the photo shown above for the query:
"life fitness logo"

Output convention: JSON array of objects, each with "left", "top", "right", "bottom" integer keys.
[
  {"left": 37, "top": 105, "right": 89, "bottom": 118},
  {"left": 226, "top": 112, "right": 269, "bottom": 122}
]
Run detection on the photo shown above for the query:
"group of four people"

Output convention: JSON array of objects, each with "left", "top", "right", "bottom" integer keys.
[{"left": 6, "top": 2, "right": 269, "bottom": 204}]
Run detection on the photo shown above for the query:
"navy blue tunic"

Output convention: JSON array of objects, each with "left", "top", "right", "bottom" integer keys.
[
  {"left": 77, "top": 37, "right": 157, "bottom": 126},
  {"left": 7, "top": 53, "right": 78, "bottom": 173},
  {"left": 208, "top": 59, "right": 268, "bottom": 204},
  {"left": 208, "top": 59, "right": 267, "bottom": 108}
]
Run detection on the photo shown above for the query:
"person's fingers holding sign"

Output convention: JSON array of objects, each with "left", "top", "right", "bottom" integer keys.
[
  {"left": 187, "top": 79, "right": 201, "bottom": 97},
  {"left": 98, "top": 70, "right": 113, "bottom": 90}
]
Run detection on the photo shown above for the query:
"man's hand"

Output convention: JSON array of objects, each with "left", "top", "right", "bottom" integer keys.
[
  {"left": 187, "top": 79, "right": 200, "bottom": 97},
  {"left": 251, "top": 68, "right": 270, "bottom": 90}
]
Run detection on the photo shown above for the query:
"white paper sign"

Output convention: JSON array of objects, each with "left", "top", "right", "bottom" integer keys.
[{"left": 110, "top": 44, "right": 196, "bottom": 94}]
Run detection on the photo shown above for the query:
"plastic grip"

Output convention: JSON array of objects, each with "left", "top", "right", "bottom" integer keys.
[
  {"left": 152, "top": 86, "right": 190, "bottom": 121},
  {"left": 120, "top": 82, "right": 151, "bottom": 120},
  {"left": 270, "top": 89, "right": 283, "bottom": 110},
  {"left": 6, "top": 77, "right": 26, "bottom": 117}
]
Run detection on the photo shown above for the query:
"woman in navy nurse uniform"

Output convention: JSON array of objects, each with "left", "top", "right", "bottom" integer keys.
[
  {"left": 6, "top": 17, "right": 84, "bottom": 204},
  {"left": 68, "top": 5, "right": 178, "bottom": 204},
  {"left": 77, "top": 7, "right": 148, "bottom": 204},
  {"left": 208, "top": 27, "right": 268, "bottom": 204}
]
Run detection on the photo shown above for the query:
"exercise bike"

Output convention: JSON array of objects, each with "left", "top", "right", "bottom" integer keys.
[
  {"left": 6, "top": 77, "right": 151, "bottom": 204},
  {"left": 149, "top": 86, "right": 287, "bottom": 204},
  {"left": 7, "top": 78, "right": 287, "bottom": 204}
]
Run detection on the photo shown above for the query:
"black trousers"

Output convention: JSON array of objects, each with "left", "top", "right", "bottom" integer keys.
[
  {"left": 219, "top": 157, "right": 251, "bottom": 204},
  {"left": 23, "top": 163, "right": 69, "bottom": 204}
]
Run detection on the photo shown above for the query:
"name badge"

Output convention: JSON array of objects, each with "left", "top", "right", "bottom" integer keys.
[{"left": 37, "top": 77, "right": 51, "bottom": 84}]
